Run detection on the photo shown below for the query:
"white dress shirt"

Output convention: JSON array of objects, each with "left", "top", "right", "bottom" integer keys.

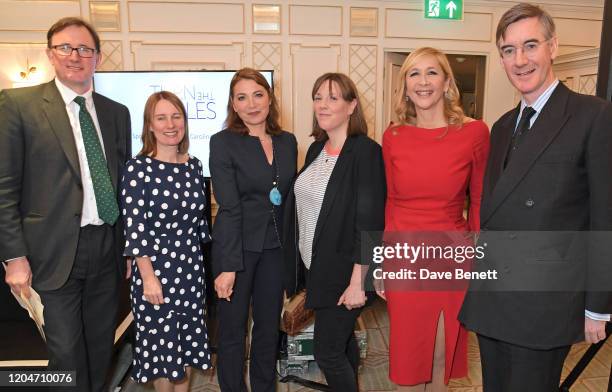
[
  {"left": 54, "top": 78, "right": 106, "bottom": 227},
  {"left": 515, "top": 79, "right": 559, "bottom": 131}
]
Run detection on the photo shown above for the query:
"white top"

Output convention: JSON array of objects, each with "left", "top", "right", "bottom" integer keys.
[
  {"left": 516, "top": 79, "right": 559, "bottom": 131},
  {"left": 54, "top": 78, "right": 106, "bottom": 227},
  {"left": 294, "top": 148, "right": 338, "bottom": 269}
]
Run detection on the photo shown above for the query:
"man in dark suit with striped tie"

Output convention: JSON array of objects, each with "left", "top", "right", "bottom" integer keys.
[
  {"left": 0, "top": 17, "right": 131, "bottom": 391},
  {"left": 459, "top": 3, "right": 612, "bottom": 391}
]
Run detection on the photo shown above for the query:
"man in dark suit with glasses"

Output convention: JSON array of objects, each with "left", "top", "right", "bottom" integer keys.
[
  {"left": 459, "top": 3, "right": 612, "bottom": 391},
  {"left": 0, "top": 17, "right": 131, "bottom": 391}
]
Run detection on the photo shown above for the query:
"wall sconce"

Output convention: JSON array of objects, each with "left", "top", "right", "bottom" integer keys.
[
  {"left": 19, "top": 59, "right": 37, "bottom": 80},
  {"left": 12, "top": 58, "right": 42, "bottom": 88}
]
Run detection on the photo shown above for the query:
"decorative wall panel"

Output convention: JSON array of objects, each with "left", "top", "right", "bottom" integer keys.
[
  {"left": 0, "top": 0, "right": 81, "bottom": 31},
  {"left": 99, "top": 40, "right": 123, "bottom": 71},
  {"left": 131, "top": 41, "right": 244, "bottom": 71},
  {"left": 555, "top": 18, "right": 603, "bottom": 47},
  {"left": 253, "top": 4, "right": 280, "bottom": 34},
  {"left": 350, "top": 7, "right": 377, "bottom": 37},
  {"left": 554, "top": 48, "right": 599, "bottom": 96},
  {"left": 128, "top": 2, "right": 244, "bottom": 33},
  {"left": 289, "top": 44, "right": 340, "bottom": 164},
  {"left": 350, "top": 45, "right": 377, "bottom": 136},
  {"left": 289, "top": 5, "right": 342, "bottom": 36},
  {"left": 90, "top": 2, "right": 121, "bottom": 32},
  {"left": 578, "top": 74, "right": 597, "bottom": 95},
  {"left": 253, "top": 42, "right": 282, "bottom": 111},
  {"left": 385, "top": 9, "right": 492, "bottom": 42}
]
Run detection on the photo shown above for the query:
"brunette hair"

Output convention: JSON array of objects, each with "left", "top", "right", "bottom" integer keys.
[
  {"left": 139, "top": 91, "right": 189, "bottom": 157},
  {"left": 223, "top": 67, "right": 282, "bottom": 135},
  {"left": 47, "top": 17, "right": 100, "bottom": 52},
  {"left": 394, "top": 47, "right": 465, "bottom": 128},
  {"left": 310, "top": 73, "right": 368, "bottom": 141},
  {"left": 496, "top": 3, "right": 556, "bottom": 47}
]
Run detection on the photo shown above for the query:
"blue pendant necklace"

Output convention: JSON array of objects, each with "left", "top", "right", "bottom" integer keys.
[{"left": 269, "top": 138, "right": 282, "bottom": 206}]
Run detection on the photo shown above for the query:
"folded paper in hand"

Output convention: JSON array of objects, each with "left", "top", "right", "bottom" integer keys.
[{"left": 10, "top": 287, "right": 46, "bottom": 341}]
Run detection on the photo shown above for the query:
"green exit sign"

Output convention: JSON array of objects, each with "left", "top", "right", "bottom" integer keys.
[{"left": 424, "top": 0, "right": 463, "bottom": 20}]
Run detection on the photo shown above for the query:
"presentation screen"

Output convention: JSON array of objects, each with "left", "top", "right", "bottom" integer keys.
[{"left": 93, "top": 70, "right": 273, "bottom": 177}]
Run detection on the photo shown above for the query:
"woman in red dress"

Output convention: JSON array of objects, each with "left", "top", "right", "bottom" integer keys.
[{"left": 380, "top": 47, "right": 490, "bottom": 391}]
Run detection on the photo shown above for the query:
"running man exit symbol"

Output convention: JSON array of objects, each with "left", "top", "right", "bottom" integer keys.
[{"left": 425, "top": 0, "right": 463, "bottom": 20}]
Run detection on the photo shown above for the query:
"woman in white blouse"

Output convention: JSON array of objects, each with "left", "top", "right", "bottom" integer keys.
[{"left": 283, "top": 73, "right": 386, "bottom": 391}]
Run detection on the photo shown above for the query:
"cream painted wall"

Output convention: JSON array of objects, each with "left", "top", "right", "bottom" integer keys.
[
  {"left": 0, "top": 0, "right": 605, "bottom": 161},
  {"left": 554, "top": 48, "right": 600, "bottom": 96}
]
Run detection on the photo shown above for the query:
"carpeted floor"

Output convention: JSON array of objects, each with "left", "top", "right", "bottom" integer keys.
[{"left": 121, "top": 298, "right": 612, "bottom": 391}]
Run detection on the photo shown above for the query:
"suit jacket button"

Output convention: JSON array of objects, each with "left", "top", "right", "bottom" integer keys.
[
  {"left": 525, "top": 198, "right": 535, "bottom": 208},
  {"left": 75, "top": 212, "right": 81, "bottom": 218}
]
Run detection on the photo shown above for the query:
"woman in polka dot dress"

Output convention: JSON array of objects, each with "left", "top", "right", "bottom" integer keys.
[{"left": 120, "top": 91, "right": 212, "bottom": 391}]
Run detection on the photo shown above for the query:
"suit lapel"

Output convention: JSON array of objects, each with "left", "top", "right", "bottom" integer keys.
[
  {"left": 93, "top": 93, "right": 119, "bottom": 189},
  {"left": 312, "top": 136, "right": 355, "bottom": 250},
  {"left": 482, "top": 84, "right": 571, "bottom": 224},
  {"left": 297, "top": 140, "right": 324, "bottom": 176},
  {"left": 493, "top": 105, "right": 519, "bottom": 188},
  {"left": 41, "top": 81, "right": 81, "bottom": 181},
  {"left": 480, "top": 107, "right": 518, "bottom": 222}
]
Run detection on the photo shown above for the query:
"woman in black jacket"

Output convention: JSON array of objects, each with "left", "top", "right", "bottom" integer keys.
[
  {"left": 210, "top": 68, "right": 297, "bottom": 392},
  {"left": 284, "top": 73, "right": 386, "bottom": 391}
]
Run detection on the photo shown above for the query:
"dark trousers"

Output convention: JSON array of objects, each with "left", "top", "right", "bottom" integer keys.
[
  {"left": 216, "top": 248, "right": 284, "bottom": 392},
  {"left": 38, "top": 224, "right": 118, "bottom": 392},
  {"left": 313, "top": 305, "right": 362, "bottom": 392},
  {"left": 477, "top": 334, "right": 571, "bottom": 392}
]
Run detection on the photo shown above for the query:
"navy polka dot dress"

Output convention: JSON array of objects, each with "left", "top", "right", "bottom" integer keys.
[{"left": 120, "top": 155, "right": 212, "bottom": 383}]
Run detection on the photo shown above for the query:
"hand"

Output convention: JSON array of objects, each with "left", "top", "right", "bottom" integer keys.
[
  {"left": 215, "top": 272, "right": 235, "bottom": 301},
  {"left": 142, "top": 275, "right": 164, "bottom": 305},
  {"left": 4, "top": 256, "right": 32, "bottom": 299},
  {"left": 584, "top": 317, "right": 607, "bottom": 344},
  {"left": 125, "top": 257, "right": 132, "bottom": 279},
  {"left": 337, "top": 283, "right": 367, "bottom": 310},
  {"left": 373, "top": 276, "right": 386, "bottom": 301}
]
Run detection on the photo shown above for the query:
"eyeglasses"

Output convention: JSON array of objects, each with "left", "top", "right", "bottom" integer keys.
[
  {"left": 50, "top": 44, "right": 97, "bottom": 58},
  {"left": 500, "top": 39, "right": 550, "bottom": 60}
]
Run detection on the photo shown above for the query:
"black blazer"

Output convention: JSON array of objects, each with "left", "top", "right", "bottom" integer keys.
[
  {"left": 459, "top": 83, "right": 612, "bottom": 349},
  {"left": 0, "top": 80, "right": 131, "bottom": 290},
  {"left": 210, "top": 129, "right": 297, "bottom": 277},
  {"left": 284, "top": 134, "right": 386, "bottom": 309}
]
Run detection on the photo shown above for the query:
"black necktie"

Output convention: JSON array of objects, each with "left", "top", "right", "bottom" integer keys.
[{"left": 504, "top": 106, "right": 536, "bottom": 168}]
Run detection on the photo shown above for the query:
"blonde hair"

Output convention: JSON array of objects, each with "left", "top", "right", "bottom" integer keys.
[{"left": 394, "top": 47, "right": 465, "bottom": 128}]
